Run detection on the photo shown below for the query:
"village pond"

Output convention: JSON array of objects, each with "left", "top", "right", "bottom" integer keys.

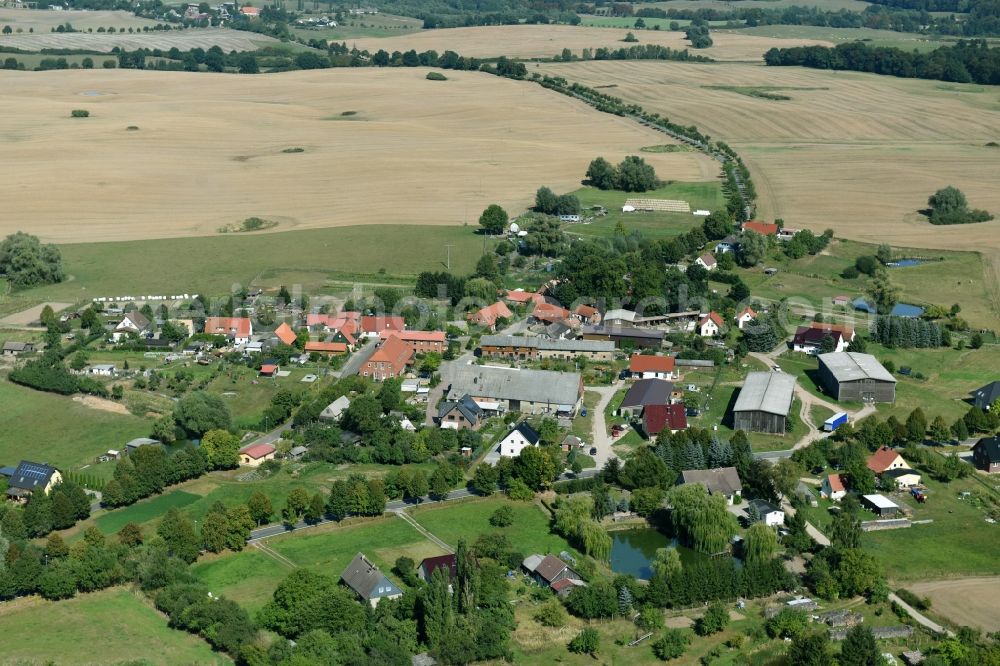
[{"left": 609, "top": 528, "right": 719, "bottom": 580}]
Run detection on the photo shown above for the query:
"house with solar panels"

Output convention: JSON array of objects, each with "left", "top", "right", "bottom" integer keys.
[{"left": 5, "top": 460, "right": 62, "bottom": 503}]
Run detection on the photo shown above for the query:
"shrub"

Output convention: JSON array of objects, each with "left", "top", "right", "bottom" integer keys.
[
  {"left": 694, "top": 602, "right": 729, "bottom": 636},
  {"left": 652, "top": 628, "right": 689, "bottom": 660},
  {"left": 489, "top": 504, "right": 514, "bottom": 527},
  {"left": 533, "top": 599, "right": 567, "bottom": 627},
  {"left": 426, "top": 71, "right": 447, "bottom": 80},
  {"left": 568, "top": 628, "right": 599, "bottom": 655},
  {"left": 70, "top": 109, "right": 90, "bottom": 118}
]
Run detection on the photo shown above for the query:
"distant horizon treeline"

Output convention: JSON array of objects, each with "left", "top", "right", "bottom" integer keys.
[{"left": 764, "top": 39, "right": 1000, "bottom": 85}]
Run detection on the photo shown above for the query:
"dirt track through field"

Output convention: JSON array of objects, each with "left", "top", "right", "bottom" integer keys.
[
  {"left": 539, "top": 60, "right": 1000, "bottom": 273},
  {"left": 907, "top": 577, "right": 1000, "bottom": 632},
  {"left": 0, "top": 68, "right": 714, "bottom": 243}
]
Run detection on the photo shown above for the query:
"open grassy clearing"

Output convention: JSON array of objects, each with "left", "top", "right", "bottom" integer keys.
[
  {"left": 408, "top": 496, "right": 578, "bottom": 557},
  {"left": 567, "top": 181, "right": 724, "bottom": 240},
  {"left": 0, "top": 26, "right": 280, "bottom": 52},
  {"left": 863, "top": 475, "right": 1000, "bottom": 581},
  {"left": 0, "top": 586, "right": 228, "bottom": 665},
  {"left": 0, "top": 68, "right": 705, "bottom": 244},
  {"left": 349, "top": 23, "right": 832, "bottom": 61},
  {"left": 0, "top": 376, "right": 152, "bottom": 475},
  {"left": 537, "top": 60, "right": 1000, "bottom": 323},
  {"left": 193, "top": 515, "right": 444, "bottom": 614},
  {"left": 95, "top": 489, "right": 201, "bottom": 534}
]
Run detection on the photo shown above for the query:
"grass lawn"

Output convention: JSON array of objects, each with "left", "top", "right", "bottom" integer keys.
[
  {"left": 194, "top": 514, "right": 445, "bottom": 614},
  {"left": 289, "top": 13, "right": 421, "bottom": 39},
  {"left": 7, "top": 225, "right": 496, "bottom": 316},
  {"left": 864, "top": 474, "right": 1000, "bottom": 582},
  {"left": 408, "top": 496, "right": 578, "bottom": 559},
  {"left": 810, "top": 403, "right": 836, "bottom": 429},
  {"left": 0, "top": 376, "right": 152, "bottom": 474},
  {"left": 741, "top": 238, "right": 997, "bottom": 329},
  {"left": 205, "top": 364, "right": 331, "bottom": 429},
  {"left": 567, "top": 182, "right": 725, "bottom": 241},
  {"left": 95, "top": 490, "right": 201, "bottom": 535},
  {"left": 0, "top": 587, "right": 228, "bottom": 665},
  {"left": 569, "top": 390, "right": 600, "bottom": 442}
]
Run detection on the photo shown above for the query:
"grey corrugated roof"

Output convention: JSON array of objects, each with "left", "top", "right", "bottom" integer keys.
[
  {"left": 733, "top": 372, "right": 797, "bottom": 416},
  {"left": 447, "top": 366, "right": 581, "bottom": 407},
  {"left": 620, "top": 378, "right": 673, "bottom": 409},
  {"left": 818, "top": 352, "right": 896, "bottom": 384},
  {"left": 582, "top": 325, "right": 664, "bottom": 340},
  {"left": 480, "top": 335, "right": 612, "bottom": 353},
  {"left": 680, "top": 467, "right": 742, "bottom": 495}
]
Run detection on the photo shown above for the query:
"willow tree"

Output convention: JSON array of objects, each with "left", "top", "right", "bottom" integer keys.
[
  {"left": 667, "top": 484, "right": 738, "bottom": 555},
  {"left": 554, "top": 494, "right": 612, "bottom": 561},
  {"left": 743, "top": 523, "right": 778, "bottom": 564}
]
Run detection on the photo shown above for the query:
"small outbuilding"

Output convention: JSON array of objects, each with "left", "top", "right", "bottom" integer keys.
[{"left": 861, "top": 494, "right": 900, "bottom": 518}]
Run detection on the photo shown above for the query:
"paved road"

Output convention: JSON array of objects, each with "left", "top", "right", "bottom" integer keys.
[
  {"left": 248, "top": 470, "right": 599, "bottom": 542},
  {"left": 888, "top": 593, "right": 955, "bottom": 636},
  {"left": 337, "top": 339, "right": 376, "bottom": 378},
  {"left": 246, "top": 421, "right": 293, "bottom": 447}
]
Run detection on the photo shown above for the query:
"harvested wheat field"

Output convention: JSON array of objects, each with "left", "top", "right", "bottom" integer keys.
[
  {"left": 349, "top": 24, "right": 831, "bottom": 61},
  {"left": 0, "top": 8, "right": 159, "bottom": 32},
  {"left": 0, "top": 26, "right": 280, "bottom": 53},
  {"left": 907, "top": 577, "right": 1000, "bottom": 632},
  {"left": 0, "top": 67, "right": 714, "bottom": 243},
  {"left": 539, "top": 60, "right": 1000, "bottom": 289}
]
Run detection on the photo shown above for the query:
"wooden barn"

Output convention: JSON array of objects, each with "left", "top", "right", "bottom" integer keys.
[
  {"left": 732, "top": 371, "right": 797, "bottom": 434},
  {"left": 817, "top": 352, "right": 896, "bottom": 403}
]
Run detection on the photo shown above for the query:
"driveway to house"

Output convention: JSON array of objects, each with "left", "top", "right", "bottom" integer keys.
[
  {"left": 888, "top": 593, "right": 955, "bottom": 636},
  {"left": 779, "top": 498, "right": 831, "bottom": 547},
  {"left": 245, "top": 421, "right": 293, "bottom": 447},
  {"left": 589, "top": 381, "right": 623, "bottom": 469}
]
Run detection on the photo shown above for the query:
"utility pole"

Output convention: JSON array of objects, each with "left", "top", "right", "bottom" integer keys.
[{"left": 445, "top": 245, "right": 455, "bottom": 271}]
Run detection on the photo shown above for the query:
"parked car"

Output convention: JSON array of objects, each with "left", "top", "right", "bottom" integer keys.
[{"left": 590, "top": 447, "right": 597, "bottom": 456}]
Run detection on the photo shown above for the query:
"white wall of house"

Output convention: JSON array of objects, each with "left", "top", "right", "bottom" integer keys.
[
  {"left": 699, "top": 320, "right": 719, "bottom": 337},
  {"left": 499, "top": 431, "right": 536, "bottom": 457},
  {"left": 762, "top": 510, "right": 785, "bottom": 527}
]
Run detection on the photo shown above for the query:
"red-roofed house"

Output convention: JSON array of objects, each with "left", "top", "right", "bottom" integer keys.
[
  {"left": 239, "top": 5, "right": 260, "bottom": 16},
  {"left": 793, "top": 326, "right": 846, "bottom": 355},
  {"left": 305, "top": 341, "right": 348, "bottom": 355},
  {"left": 698, "top": 312, "right": 724, "bottom": 337},
  {"left": 866, "top": 447, "right": 908, "bottom": 474},
  {"left": 629, "top": 354, "right": 677, "bottom": 380},
  {"left": 239, "top": 442, "right": 276, "bottom": 467},
  {"left": 362, "top": 334, "right": 413, "bottom": 382},
  {"left": 742, "top": 221, "right": 779, "bottom": 236},
  {"left": 642, "top": 403, "right": 688, "bottom": 436},
  {"left": 274, "top": 322, "right": 297, "bottom": 346},
  {"left": 379, "top": 329, "right": 446, "bottom": 354},
  {"left": 467, "top": 301, "right": 512, "bottom": 331},
  {"left": 204, "top": 317, "right": 253, "bottom": 345},
  {"left": 821, "top": 473, "right": 847, "bottom": 501},
  {"left": 259, "top": 363, "right": 279, "bottom": 377},
  {"left": 504, "top": 289, "right": 544, "bottom": 306},
  {"left": 531, "top": 302, "right": 571, "bottom": 325},
  {"left": 573, "top": 304, "right": 600, "bottom": 325},
  {"left": 361, "top": 315, "right": 405, "bottom": 338},
  {"left": 417, "top": 554, "right": 457, "bottom": 582},
  {"left": 735, "top": 307, "right": 757, "bottom": 330}
]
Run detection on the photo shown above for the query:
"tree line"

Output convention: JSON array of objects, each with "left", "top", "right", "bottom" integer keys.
[{"left": 764, "top": 39, "right": 1000, "bottom": 85}]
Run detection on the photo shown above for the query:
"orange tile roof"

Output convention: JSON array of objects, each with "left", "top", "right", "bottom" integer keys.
[
  {"left": 629, "top": 354, "right": 676, "bottom": 373},
  {"left": 504, "top": 290, "right": 543, "bottom": 304},
  {"left": 361, "top": 315, "right": 405, "bottom": 334},
  {"left": 532, "top": 302, "right": 571, "bottom": 322},
  {"left": 260, "top": 364, "right": 278, "bottom": 375},
  {"left": 366, "top": 334, "right": 413, "bottom": 375},
  {"left": 808, "top": 321, "right": 855, "bottom": 340},
  {"left": 305, "top": 341, "right": 348, "bottom": 353},
  {"left": 867, "top": 447, "right": 902, "bottom": 474},
  {"left": 827, "top": 474, "right": 846, "bottom": 492},
  {"left": 240, "top": 442, "right": 275, "bottom": 459},
  {"left": 467, "top": 301, "right": 513, "bottom": 328},
  {"left": 204, "top": 317, "right": 251, "bottom": 339},
  {"left": 380, "top": 330, "right": 446, "bottom": 342},
  {"left": 742, "top": 221, "right": 779, "bottom": 236},
  {"left": 274, "top": 322, "right": 297, "bottom": 346},
  {"left": 575, "top": 304, "right": 598, "bottom": 318},
  {"left": 699, "top": 311, "right": 724, "bottom": 327},
  {"left": 737, "top": 307, "right": 757, "bottom": 320}
]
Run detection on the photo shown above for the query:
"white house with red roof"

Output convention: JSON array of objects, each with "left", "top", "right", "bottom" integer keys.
[
  {"left": 629, "top": 354, "right": 677, "bottom": 380},
  {"left": 467, "top": 301, "right": 512, "bottom": 331},
  {"left": 735, "top": 307, "right": 757, "bottom": 330},
  {"left": 360, "top": 315, "right": 405, "bottom": 339},
  {"left": 379, "top": 329, "right": 446, "bottom": 354},
  {"left": 698, "top": 312, "right": 723, "bottom": 337},
  {"left": 821, "top": 473, "right": 847, "bottom": 501},
  {"left": 204, "top": 317, "right": 253, "bottom": 345},
  {"left": 239, "top": 5, "right": 260, "bottom": 17}
]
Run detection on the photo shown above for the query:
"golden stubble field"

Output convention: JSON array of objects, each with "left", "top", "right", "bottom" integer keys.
[
  {"left": 349, "top": 24, "right": 832, "bottom": 61},
  {"left": 0, "top": 67, "right": 716, "bottom": 243},
  {"left": 539, "top": 60, "right": 1000, "bottom": 308}
]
